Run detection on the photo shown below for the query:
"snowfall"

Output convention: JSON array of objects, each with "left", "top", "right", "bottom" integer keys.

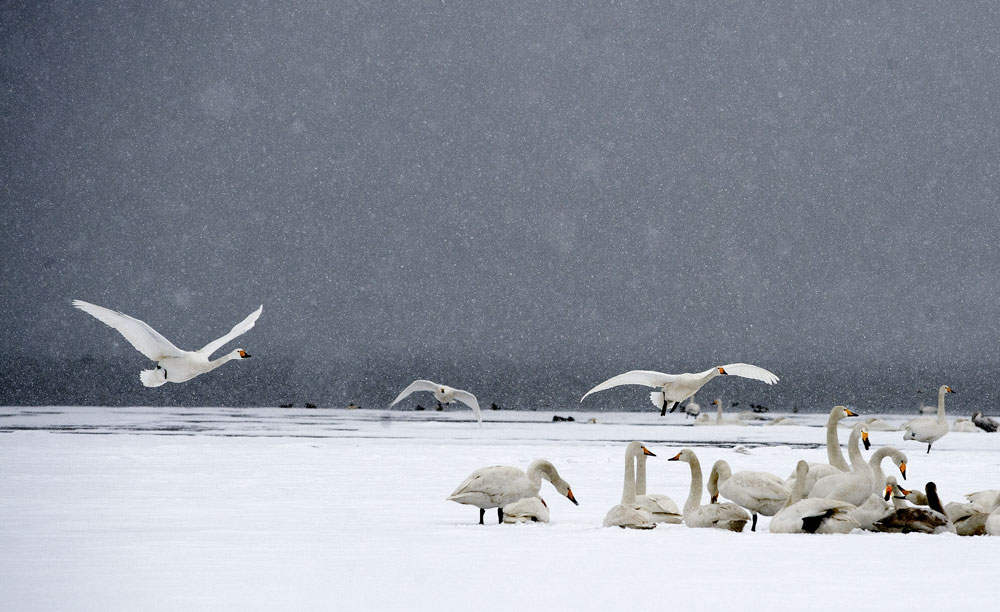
[{"left": 1, "top": 405, "right": 996, "bottom": 612}]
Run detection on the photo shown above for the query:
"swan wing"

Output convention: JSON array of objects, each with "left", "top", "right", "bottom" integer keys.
[
  {"left": 72, "top": 299, "right": 185, "bottom": 361},
  {"left": 451, "top": 389, "right": 482, "bottom": 425},
  {"left": 719, "top": 363, "right": 780, "bottom": 384},
  {"left": 581, "top": 370, "right": 678, "bottom": 402},
  {"left": 390, "top": 379, "right": 439, "bottom": 406},
  {"left": 197, "top": 305, "right": 263, "bottom": 357}
]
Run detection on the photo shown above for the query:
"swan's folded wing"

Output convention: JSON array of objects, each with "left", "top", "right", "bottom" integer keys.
[
  {"left": 197, "top": 305, "right": 263, "bottom": 357},
  {"left": 452, "top": 389, "right": 482, "bottom": 425},
  {"left": 72, "top": 299, "right": 185, "bottom": 361},
  {"left": 581, "top": 370, "right": 676, "bottom": 402},
  {"left": 390, "top": 379, "right": 439, "bottom": 406},
  {"left": 720, "top": 363, "right": 780, "bottom": 384}
]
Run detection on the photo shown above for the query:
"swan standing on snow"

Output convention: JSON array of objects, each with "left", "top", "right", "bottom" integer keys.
[
  {"left": 634, "top": 443, "right": 682, "bottom": 523},
  {"left": 391, "top": 380, "right": 482, "bottom": 425},
  {"left": 502, "top": 496, "right": 549, "bottom": 524},
  {"left": 580, "top": 363, "right": 779, "bottom": 416},
  {"left": 604, "top": 441, "right": 657, "bottom": 529},
  {"left": 668, "top": 449, "right": 749, "bottom": 532},
  {"left": 448, "top": 459, "right": 578, "bottom": 524},
  {"left": 903, "top": 385, "right": 955, "bottom": 453},
  {"left": 770, "top": 461, "right": 858, "bottom": 534},
  {"left": 874, "top": 481, "right": 955, "bottom": 534},
  {"left": 72, "top": 299, "right": 260, "bottom": 387},
  {"left": 710, "top": 459, "right": 791, "bottom": 531},
  {"left": 808, "top": 423, "right": 874, "bottom": 506}
]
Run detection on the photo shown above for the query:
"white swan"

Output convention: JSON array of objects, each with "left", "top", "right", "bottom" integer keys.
[
  {"left": 867, "top": 446, "right": 908, "bottom": 489},
  {"left": 965, "top": 489, "right": 1000, "bottom": 511},
  {"left": 874, "top": 481, "right": 956, "bottom": 534},
  {"left": 668, "top": 449, "right": 749, "bottom": 532},
  {"left": 987, "top": 509, "right": 1000, "bottom": 535},
  {"left": 903, "top": 385, "right": 955, "bottom": 453},
  {"left": 951, "top": 419, "right": 983, "bottom": 433},
  {"left": 712, "top": 399, "right": 747, "bottom": 426},
  {"left": 635, "top": 444, "right": 682, "bottom": 523},
  {"left": 502, "top": 496, "right": 549, "bottom": 524},
  {"left": 603, "top": 441, "right": 657, "bottom": 529},
  {"left": 782, "top": 405, "right": 860, "bottom": 493},
  {"left": 580, "top": 363, "right": 779, "bottom": 416},
  {"left": 847, "top": 476, "right": 907, "bottom": 531},
  {"left": 857, "top": 416, "right": 898, "bottom": 432},
  {"left": 448, "top": 459, "right": 578, "bottom": 524},
  {"left": 391, "top": 380, "right": 482, "bottom": 425},
  {"left": 710, "top": 459, "right": 791, "bottom": 531},
  {"left": 681, "top": 394, "right": 701, "bottom": 418},
  {"left": 72, "top": 299, "right": 260, "bottom": 387},
  {"left": 770, "top": 460, "right": 858, "bottom": 534},
  {"left": 808, "top": 423, "right": 875, "bottom": 506}
]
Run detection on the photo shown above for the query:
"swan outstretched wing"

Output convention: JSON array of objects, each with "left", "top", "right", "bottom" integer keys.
[
  {"left": 197, "top": 305, "right": 263, "bottom": 357},
  {"left": 719, "top": 363, "right": 780, "bottom": 385},
  {"left": 581, "top": 370, "right": 678, "bottom": 402},
  {"left": 451, "top": 389, "right": 482, "bottom": 425},
  {"left": 390, "top": 379, "right": 439, "bottom": 406},
  {"left": 72, "top": 299, "right": 185, "bottom": 361}
]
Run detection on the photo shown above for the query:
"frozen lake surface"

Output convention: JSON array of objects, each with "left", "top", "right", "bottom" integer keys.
[{"left": 1, "top": 406, "right": 997, "bottom": 611}]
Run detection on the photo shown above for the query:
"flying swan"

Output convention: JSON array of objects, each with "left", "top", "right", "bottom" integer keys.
[
  {"left": 580, "top": 363, "right": 779, "bottom": 416},
  {"left": 72, "top": 299, "right": 261, "bottom": 387},
  {"left": 390, "top": 380, "right": 482, "bottom": 425}
]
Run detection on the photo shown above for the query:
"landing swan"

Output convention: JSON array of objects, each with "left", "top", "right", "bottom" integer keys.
[
  {"left": 635, "top": 444, "right": 682, "bottom": 523},
  {"left": 873, "top": 481, "right": 955, "bottom": 534},
  {"left": 710, "top": 459, "right": 791, "bottom": 531},
  {"left": 603, "top": 441, "right": 657, "bottom": 529},
  {"left": 502, "top": 496, "right": 549, "bottom": 524},
  {"left": 580, "top": 363, "right": 779, "bottom": 416},
  {"left": 807, "top": 423, "right": 874, "bottom": 506},
  {"left": 448, "top": 459, "right": 578, "bottom": 524},
  {"left": 391, "top": 380, "right": 482, "bottom": 425},
  {"left": 903, "top": 385, "right": 955, "bottom": 453},
  {"left": 668, "top": 449, "right": 749, "bottom": 531},
  {"left": 770, "top": 460, "right": 858, "bottom": 534},
  {"left": 72, "top": 299, "right": 260, "bottom": 387}
]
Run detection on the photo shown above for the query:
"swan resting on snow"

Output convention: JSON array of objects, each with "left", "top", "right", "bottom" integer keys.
[
  {"left": 668, "top": 449, "right": 749, "bottom": 532},
  {"left": 808, "top": 423, "right": 874, "bottom": 507},
  {"left": 448, "top": 459, "right": 578, "bottom": 524},
  {"left": 502, "top": 496, "right": 549, "bottom": 524},
  {"left": 604, "top": 441, "right": 657, "bottom": 529},
  {"left": 72, "top": 299, "right": 260, "bottom": 387},
  {"left": 634, "top": 443, "right": 682, "bottom": 523},
  {"left": 874, "top": 481, "right": 955, "bottom": 534},
  {"left": 580, "top": 363, "right": 779, "bottom": 416},
  {"left": 770, "top": 461, "right": 858, "bottom": 534},
  {"left": 903, "top": 385, "right": 955, "bottom": 453},
  {"left": 391, "top": 379, "right": 482, "bottom": 425}
]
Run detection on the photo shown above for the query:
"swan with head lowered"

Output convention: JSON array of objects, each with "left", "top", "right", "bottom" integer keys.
[
  {"left": 770, "top": 461, "right": 858, "bottom": 534},
  {"left": 391, "top": 380, "right": 482, "bottom": 425},
  {"left": 604, "top": 441, "right": 657, "bottom": 529},
  {"left": 634, "top": 443, "right": 682, "bottom": 523},
  {"left": 807, "top": 423, "right": 875, "bottom": 506},
  {"left": 72, "top": 299, "right": 260, "bottom": 387},
  {"left": 710, "top": 459, "right": 791, "bottom": 532},
  {"left": 448, "top": 459, "right": 578, "bottom": 524},
  {"left": 502, "top": 496, "right": 549, "bottom": 524},
  {"left": 668, "top": 449, "right": 749, "bottom": 531},
  {"left": 903, "top": 385, "right": 955, "bottom": 453},
  {"left": 580, "top": 363, "right": 779, "bottom": 416}
]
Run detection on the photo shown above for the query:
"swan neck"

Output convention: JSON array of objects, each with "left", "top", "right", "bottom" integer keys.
[
  {"left": 787, "top": 463, "right": 808, "bottom": 506},
  {"left": 207, "top": 351, "right": 240, "bottom": 371},
  {"left": 826, "top": 408, "right": 850, "bottom": 471},
  {"left": 936, "top": 387, "right": 948, "bottom": 421},
  {"left": 621, "top": 449, "right": 638, "bottom": 505},
  {"left": 868, "top": 447, "right": 890, "bottom": 484},
  {"left": 527, "top": 460, "right": 557, "bottom": 488},
  {"left": 716, "top": 400, "right": 723, "bottom": 423},
  {"left": 926, "top": 486, "right": 946, "bottom": 514},
  {"left": 684, "top": 455, "right": 703, "bottom": 515},
  {"left": 635, "top": 452, "right": 647, "bottom": 496}
]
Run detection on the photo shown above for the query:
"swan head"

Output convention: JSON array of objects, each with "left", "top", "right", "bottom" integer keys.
[
  {"left": 554, "top": 482, "right": 578, "bottom": 506},
  {"left": 237, "top": 349, "right": 252, "bottom": 359},
  {"left": 942, "top": 385, "right": 955, "bottom": 394},
  {"left": 642, "top": 445, "right": 655, "bottom": 457},
  {"left": 668, "top": 448, "right": 694, "bottom": 463},
  {"left": 898, "top": 461, "right": 907, "bottom": 480},
  {"left": 718, "top": 367, "right": 727, "bottom": 375}
]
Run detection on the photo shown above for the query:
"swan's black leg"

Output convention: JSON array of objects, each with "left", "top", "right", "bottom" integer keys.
[
  {"left": 751, "top": 513, "right": 758, "bottom": 532},
  {"left": 436, "top": 401, "right": 443, "bottom": 411},
  {"left": 498, "top": 508, "right": 504, "bottom": 523},
  {"left": 479, "top": 508, "right": 485, "bottom": 525},
  {"left": 163, "top": 369, "right": 168, "bottom": 380},
  {"left": 926, "top": 443, "right": 932, "bottom": 454}
]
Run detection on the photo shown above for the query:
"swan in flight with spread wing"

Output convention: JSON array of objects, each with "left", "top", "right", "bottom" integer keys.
[
  {"left": 390, "top": 380, "right": 482, "bottom": 425},
  {"left": 580, "top": 363, "right": 779, "bottom": 416},
  {"left": 72, "top": 299, "right": 261, "bottom": 387}
]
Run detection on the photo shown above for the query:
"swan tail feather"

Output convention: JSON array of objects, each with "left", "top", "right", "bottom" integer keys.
[{"left": 140, "top": 369, "right": 167, "bottom": 388}]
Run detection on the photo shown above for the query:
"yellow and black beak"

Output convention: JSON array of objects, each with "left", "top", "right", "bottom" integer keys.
[
  {"left": 947, "top": 387, "right": 956, "bottom": 394},
  {"left": 565, "top": 489, "right": 579, "bottom": 506},
  {"left": 710, "top": 493, "right": 718, "bottom": 503},
  {"left": 899, "top": 462, "right": 907, "bottom": 480},
  {"left": 861, "top": 430, "right": 871, "bottom": 450},
  {"left": 642, "top": 446, "right": 656, "bottom": 457},
  {"left": 900, "top": 487, "right": 911, "bottom": 496},
  {"left": 884, "top": 484, "right": 893, "bottom": 501},
  {"left": 845, "top": 408, "right": 858, "bottom": 417},
  {"left": 238, "top": 349, "right": 252, "bottom": 359},
  {"left": 668, "top": 452, "right": 682, "bottom": 461},
  {"left": 718, "top": 367, "right": 727, "bottom": 375}
]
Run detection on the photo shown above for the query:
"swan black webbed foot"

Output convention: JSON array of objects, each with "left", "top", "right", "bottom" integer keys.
[
  {"left": 479, "top": 508, "right": 485, "bottom": 525},
  {"left": 497, "top": 508, "right": 504, "bottom": 523},
  {"left": 751, "top": 513, "right": 758, "bottom": 532}
]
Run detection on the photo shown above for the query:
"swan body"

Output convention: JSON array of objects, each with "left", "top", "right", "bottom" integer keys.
[
  {"left": 72, "top": 299, "right": 260, "bottom": 387},
  {"left": 808, "top": 423, "right": 874, "bottom": 506},
  {"left": 448, "top": 459, "right": 578, "bottom": 524},
  {"left": 765, "top": 416, "right": 797, "bottom": 426},
  {"left": 951, "top": 419, "right": 983, "bottom": 433},
  {"left": 903, "top": 385, "right": 954, "bottom": 453},
  {"left": 581, "top": 363, "right": 779, "bottom": 416},
  {"left": 986, "top": 509, "right": 1000, "bottom": 535},
  {"left": 502, "top": 496, "right": 549, "bottom": 524},
  {"left": 604, "top": 441, "right": 657, "bottom": 529},
  {"left": 692, "top": 413, "right": 712, "bottom": 426},
  {"left": 972, "top": 412, "right": 999, "bottom": 432},
  {"left": 681, "top": 394, "right": 701, "bottom": 418},
  {"left": 944, "top": 501, "right": 990, "bottom": 536},
  {"left": 856, "top": 416, "right": 897, "bottom": 432},
  {"left": 770, "top": 461, "right": 858, "bottom": 534},
  {"left": 711, "top": 459, "right": 791, "bottom": 531},
  {"left": 635, "top": 446, "right": 682, "bottom": 523},
  {"left": 788, "top": 406, "right": 858, "bottom": 491},
  {"left": 965, "top": 489, "right": 1000, "bottom": 511},
  {"left": 874, "top": 482, "right": 955, "bottom": 534},
  {"left": 668, "top": 449, "right": 749, "bottom": 532},
  {"left": 391, "top": 380, "right": 482, "bottom": 425}
]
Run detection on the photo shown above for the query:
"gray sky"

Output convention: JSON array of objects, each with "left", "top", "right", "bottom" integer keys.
[{"left": 3, "top": 3, "right": 999, "bottom": 410}]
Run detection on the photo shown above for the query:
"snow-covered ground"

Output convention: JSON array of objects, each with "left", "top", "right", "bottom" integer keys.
[{"left": 1, "top": 407, "right": 997, "bottom": 611}]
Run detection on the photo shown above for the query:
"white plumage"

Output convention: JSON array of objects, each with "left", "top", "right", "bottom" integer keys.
[{"left": 391, "top": 379, "right": 482, "bottom": 425}]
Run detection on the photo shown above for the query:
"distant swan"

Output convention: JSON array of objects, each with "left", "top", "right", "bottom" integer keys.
[
  {"left": 603, "top": 441, "right": 657, "bottom": 529},
  {"left": 770, "top": 460, "right": 858, "bottom": 534},
  {"left": 668, "top": 449, "right": 749, "bottom": 532},
  {"left": 448, "top": 459, "right": 578, "bottom": 524},
  {"left": 580, "top": 363, "right": 779, "bottom": 416},
  {"left": 712, "top": 399, "right": 746, "bottom": 426},
  {"left": 635, "top": 444, "right": 682, "bottom": 523},
  {"left": 391, "top": 380, "right": 482, "bottom": 425},
  {"left": 903, "top": 385, "right": 955, "bottom": 453},
  {"left": 72, "top": 299, "right": 260, "bottom": 387},
  {"left": 710, "top": 459, "right": 791, "bottom": 531}
]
